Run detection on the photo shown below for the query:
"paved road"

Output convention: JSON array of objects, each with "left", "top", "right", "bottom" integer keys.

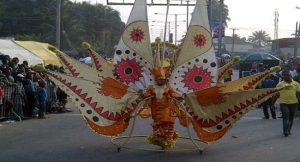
[{"left": 1, "top": 105, "right": 300, "bottom": 162}]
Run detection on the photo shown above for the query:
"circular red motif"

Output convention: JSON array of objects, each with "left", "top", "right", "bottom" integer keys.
[
  {"left": 182, "top": 65, "right": 212, "bottom": 90},
  {"left": 114, "top": 58, "right": 142, "bottom": 83},
  {"left": 194, "top": 34, "right": 206, "bottom": 47},
  {"left": 130, "top": 28, "right": 145, "bottom": 42}
]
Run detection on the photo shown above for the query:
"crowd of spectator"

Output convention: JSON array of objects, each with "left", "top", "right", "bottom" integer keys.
[{"left": 0, "top": 55, "right": 68, "bottom": 122}]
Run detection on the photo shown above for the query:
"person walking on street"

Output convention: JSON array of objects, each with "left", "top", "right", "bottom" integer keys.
[
  {"left": 276, "top": 70, "right": 300, "bottom": 137},
  {"left": 261, "top": 76, "right": 277, "bottom": 119}
]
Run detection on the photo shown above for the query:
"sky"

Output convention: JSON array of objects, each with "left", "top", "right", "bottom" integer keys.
[{"left": 72, "top": 0, "right": 300, "bottom": 41}]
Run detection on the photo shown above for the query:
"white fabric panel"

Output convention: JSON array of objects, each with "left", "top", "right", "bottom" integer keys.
[
  {"left": 127, "top": 0, "right": 148, "bottom": 24},
  {"left": 0, "top": 39, "right": 43, "bottom": 65}
]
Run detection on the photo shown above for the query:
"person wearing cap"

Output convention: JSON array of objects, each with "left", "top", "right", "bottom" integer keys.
[
  {"left": 17, "top": 74, "right": 24, "bottom": 78},
  {"left": 11, "top": 73, "right": 26, "bottom": 119},
  {"left": 276, "top": 70, "right": 300, "bottom": 137}
]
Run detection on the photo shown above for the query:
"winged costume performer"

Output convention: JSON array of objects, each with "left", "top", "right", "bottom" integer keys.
[{"left": 47, "top": 0, "right": 281, "bottom": 150}]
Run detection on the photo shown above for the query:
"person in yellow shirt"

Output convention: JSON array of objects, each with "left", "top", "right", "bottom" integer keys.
[{"left": 276, "top": 70, "right": 300, "bottom": 137}]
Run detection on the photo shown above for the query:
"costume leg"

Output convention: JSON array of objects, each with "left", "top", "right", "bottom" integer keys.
[{"left": 148, "top": 104, "right": 178, "bottom": 149}]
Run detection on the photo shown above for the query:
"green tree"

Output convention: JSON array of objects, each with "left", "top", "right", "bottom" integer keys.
[
  {"left": 0, "top": 0, "right": 229, "bottom": 57},
  {"left": 231, "top": 34, "right": 247, "bottom": 44},
  {"left": 0, "top": 0, "right": 56, "bottom": 38},
  {"left": 248, "top": 30, "right": 271, "bottom": 47},
  {"left": 0, "top": 0, "right": 125, "bottom": 57},
  {"left": 212, "top": 0, "right": 230, "bottom": 25}
]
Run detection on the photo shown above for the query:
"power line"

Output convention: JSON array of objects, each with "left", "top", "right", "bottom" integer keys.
[
  {"left": 231, "top": 27, "right": 294, "bottom": 32},
  {"left": 106, "top": 0, "right": 197, "bottom": 6}
]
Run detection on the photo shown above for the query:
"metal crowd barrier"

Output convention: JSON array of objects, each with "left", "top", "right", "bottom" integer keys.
[
  {"left": 0, "top": 101, "right": 4, "bottom": 121},
  {"left": 0, "top": 85, "right": 22, "bottom": 121}
]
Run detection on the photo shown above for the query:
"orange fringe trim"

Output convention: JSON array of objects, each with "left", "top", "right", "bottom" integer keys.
[
  {"left": 84, "top": 117, "right": 129, "bottom": 136},
  {"left": 192, "top": 120, "right": 230, "bottom": 142}
]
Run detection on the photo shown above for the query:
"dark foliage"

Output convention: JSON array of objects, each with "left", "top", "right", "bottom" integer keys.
[{"left": 0, "top": 0, "right": 125, "bottom": 57}]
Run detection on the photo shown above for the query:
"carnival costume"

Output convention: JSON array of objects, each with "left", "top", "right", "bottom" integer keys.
[{"left": 46, "top": 0, "right": 281, "bottom": 150}]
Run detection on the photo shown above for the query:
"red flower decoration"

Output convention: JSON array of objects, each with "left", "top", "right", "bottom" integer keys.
[
  {"left": 114, "top": 58, "right": 142, "bottom": 83},
  {"left": 182, "top": 65, "right": 212, "bottom": 90},
  {"left": 130, "top": 28, "right": 145, "bottom": 42},
  {"left": 193, "top": 34, "right": 206, "bottom": 47}
]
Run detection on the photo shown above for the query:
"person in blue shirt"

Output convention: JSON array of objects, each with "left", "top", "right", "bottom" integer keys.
[
  {"left": 37, "top": 80, "right": 48, "bottom": 119},
  {"left": 261, "top": 76, "right": 277, "bottom": 119},
  {"left": 23, "top": 73, "right": 36, "bottom": 117}
]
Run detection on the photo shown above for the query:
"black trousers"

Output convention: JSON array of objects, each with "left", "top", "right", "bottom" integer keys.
[
  {"left": 280, "top": 103, "right": 297, "bottom": 134},
  {"left": 25, "top": 92, "right": 36, "bottom": 117},
  {"left": 38, "top": 102, "right": 46, "bottom": 118},
  {"left": 262, "top": 98, "right": 276, "bottom": 118}
]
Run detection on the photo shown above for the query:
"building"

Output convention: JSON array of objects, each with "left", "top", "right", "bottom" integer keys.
[
  {"left": 272, "top": 38, "right": 300, "bottom": 57},
  {"left": 213, "top": 36, "right": 271, "bottom": 55}
]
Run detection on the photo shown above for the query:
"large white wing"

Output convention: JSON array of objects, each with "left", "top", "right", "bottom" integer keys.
[
  {"left": 113, "top": 0, "right": 154, "bottom": 91},
  {"left": 169, "top": 0, "right": 217, "bottom": 94}
]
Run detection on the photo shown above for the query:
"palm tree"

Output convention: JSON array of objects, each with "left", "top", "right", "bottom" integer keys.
[
  {"left": 212, "top": 0, "right": 231, "bottom": 24},
  {"left": 248, "top": 30, "right": 271, "bottom": 47}
]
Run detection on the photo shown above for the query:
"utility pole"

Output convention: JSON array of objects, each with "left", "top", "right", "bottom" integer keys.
[
  {"left": 186, "top": 0, "right": 189, "bottom": 30},
  {"left": 296, "top": 7, "right": 300, "bottom": 57},
  {"left": 230, "top": 28, "right": 238, "bottom": 54},
  {"left": 208, "top": 0, "right": 212, "bottom": 30},
  {"left": 160, "top": 29, "right": 164, "bottom": 40},
  {"left": 175, "top": 14, "right": 178, "bottom": 45},
  {"left": 218, "top": 0, "right": 224, "bottom": 57},
  {"left": 295, "top": 22, "right": 300, "bottom": 57},
  {"left": 274, "top": 9, "right": 279, "bottom": 54},
  {"left": 168, "top": 21, "right": 171, "bottom": 42},
  {"left": 154, "top": 13, "right": 186, "bottom": 45},
  {"left": 161, "top": 0, "right": 170, "bottom": 66},
  {"left": 56, "top": 0, "right": 61, "bottom": 49},
  {"left": 298, "top": 22, "right": 300, "bottom": 57}
]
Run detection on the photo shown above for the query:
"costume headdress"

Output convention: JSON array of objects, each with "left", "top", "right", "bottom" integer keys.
[{"left": 151, "top": 43, "right": 170, "bottom": 81}]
